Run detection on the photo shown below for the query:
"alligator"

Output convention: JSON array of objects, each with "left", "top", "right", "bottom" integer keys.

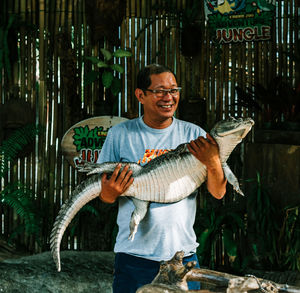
[{"left": 50, "top": 117, "right": 254, "bottom": 272}]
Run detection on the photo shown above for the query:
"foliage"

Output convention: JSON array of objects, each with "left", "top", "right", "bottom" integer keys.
[
  {"left": 196, "top": 172, "right": 300, "bottom": 273},
  {"left": 1, "top": 182, "right": 42, "bottom": 244},
  {"left": 84, "top": 48, "right": 132, "bottom": 96},
  {"left": 0, "top": 124, "right": 40, "bottom": 176},
  {"left": 0, "top": 124, "right": 104, "bottom": 250},
  {"left": 278, "top": 206, "right": 300, "bottom": 271},
  {"left": 0, "top": 124, "right": 41, "bottom": 243},
  {"left": 195, "top": 197, "right": 245, "bottom": 271},
  {"left": 246, "top": 172, "right": 300, "bottom": 271},
  {"left": 245, "top": 172, "right": 279, "bottom": 269}
]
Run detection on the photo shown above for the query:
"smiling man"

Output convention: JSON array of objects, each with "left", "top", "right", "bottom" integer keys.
[{"left": 97, "top": 64, "right": 227, "bottom": 293}]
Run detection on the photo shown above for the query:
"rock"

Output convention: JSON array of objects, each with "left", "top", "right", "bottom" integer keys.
[{"left": 0, "top": 251, "right": 114, "bottom": 293}]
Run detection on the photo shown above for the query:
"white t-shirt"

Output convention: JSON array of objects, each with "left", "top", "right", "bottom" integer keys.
[{"left": 98, "top": 116, "right": 206, "bottom": 261}]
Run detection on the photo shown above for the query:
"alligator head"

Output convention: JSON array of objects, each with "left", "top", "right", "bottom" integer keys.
[
  {"left": 210, "top": 117, "right": 254, "bottom": 162},
  {"left": 211, "top": 116, "right": 254, "bottom": 138}
]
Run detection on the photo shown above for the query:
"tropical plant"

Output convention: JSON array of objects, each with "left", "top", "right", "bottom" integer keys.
[
  {"left": 84, "top": 48, "right": 132, "bottom": 96},
  {"left": 195, "top": 198, "right": 245, "bottom": 271},
  {"left": 245, "top": 171, "right": 279, "bottom": 270},
  {"left": 278, "top": 206, "right": 300, "bottom": 271},
  {"left": 196, "top": 171, "right": 300, "bottom": 273},
  {"left": 245, "top": 172, "right": 300, "bottom": 272},
  {"left": 0, "top": 124, "right": 42, "bottom": 244},
  {"left": 1, "top": 123, "right": 104, "bottom": 250}
]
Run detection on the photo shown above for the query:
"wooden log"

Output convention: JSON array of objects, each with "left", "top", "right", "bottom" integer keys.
[
  {"left": 188, "top": 269, "right": 300, "bottom": 293},
  {"left": 137, "top": 251, "right": 197, "bottom": 293},
  {"left": 137, "top": 251, "right": 300, "bottom": 293}
]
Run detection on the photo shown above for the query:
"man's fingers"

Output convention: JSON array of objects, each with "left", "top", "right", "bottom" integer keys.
[
  {"left": 189, "top": 137, "right": 205, "bottom": 150},
  {"left": 206, "top": 133, "right": 217, "bottom": 144},
  {"left": 187, "top": 141, "right": 196, "bottom": 153},
  {"left": 123, "top": 176, "right": 134, "bottom": 191},
  {"left": 110, "top": 163, "right": 122, "bottom": 181},
  {"left": 116, "top": 165, "right": 131, "bottom": 184}
]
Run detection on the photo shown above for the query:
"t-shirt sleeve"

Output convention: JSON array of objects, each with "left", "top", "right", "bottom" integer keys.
[{"left": 97, "top": 127, "right": 119, "bottom": 163}]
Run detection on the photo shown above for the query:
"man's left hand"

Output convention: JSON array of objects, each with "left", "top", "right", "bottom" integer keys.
[{"left": 187, "top": 133, "right": 221, "bottom": 170}]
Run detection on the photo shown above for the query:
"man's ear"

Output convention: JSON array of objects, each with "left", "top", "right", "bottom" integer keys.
[{"left": 135, "top": 88, "right": 145, "bottom": 104}]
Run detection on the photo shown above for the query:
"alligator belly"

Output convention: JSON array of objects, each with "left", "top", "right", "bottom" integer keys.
[{"left": 124, "top": 155, "right": 206, "bottom": 203}]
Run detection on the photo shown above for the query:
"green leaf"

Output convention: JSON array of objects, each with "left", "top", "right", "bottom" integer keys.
[
  {"left": 113, "top": 49, "right": 132, "bottom": 58},
  {"left": 100, "top": 48, "right": 112, "bottom": 61},
  {"left": 85, "top": 56, "right": 101, "bottom": 64},
  {"left": 223, "top": 229, "right": 237, "bottom": 257},
  {"left": 84, "top": 70, "right": 100, "bottom": 86},
  {"left": 97, "top": 61, "right": 109, "bottom": 68},
  {"left": 198, "top": 229, "right": 211, "bottom": 254},
  {"left": 111, "top": 78, "right": 122, "bottom": 96},
  {"left": 110, "top": 64, "right": 125, "bottom": 73},
  {"left": 102, "top": 70, "right": 113, "bottom": 88}
]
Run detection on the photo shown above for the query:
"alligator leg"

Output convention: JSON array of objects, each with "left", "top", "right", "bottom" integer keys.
[
  {"left": 129, "top": 198, "right": 149, "bottom": 241},
  {"left": 222, "top": 163, "right": 244, "bottom": 196}
]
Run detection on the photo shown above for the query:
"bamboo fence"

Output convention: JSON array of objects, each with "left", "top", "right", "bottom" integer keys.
[{"left": 0, "top": 0, "right": 298, "bottom": 267}]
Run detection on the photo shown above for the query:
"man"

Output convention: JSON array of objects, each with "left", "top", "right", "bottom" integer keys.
[{"left": 97, "top": 64, "right": 227, "bottom": 292}]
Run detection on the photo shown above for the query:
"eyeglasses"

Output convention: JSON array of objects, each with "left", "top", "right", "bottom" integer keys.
[{"left": 144, "top": 87, "right": 181, "bottom": 97}]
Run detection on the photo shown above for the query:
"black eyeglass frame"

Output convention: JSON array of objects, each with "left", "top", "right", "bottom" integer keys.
[{"left": 143, "top": 87, "right": 182, "bottom": 97}]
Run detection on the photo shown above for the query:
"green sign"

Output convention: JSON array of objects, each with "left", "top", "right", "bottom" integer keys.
[
  {"left": 73, "top": 125, "right": 108, "bottom": 152},
  {"left": 205, "top": 0, "right": 276, "bottom": 43}
]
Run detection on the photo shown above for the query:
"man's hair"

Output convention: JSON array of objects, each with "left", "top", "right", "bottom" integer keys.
[{"left": 137, "top": 64, "right": 175, "bottom": 90}]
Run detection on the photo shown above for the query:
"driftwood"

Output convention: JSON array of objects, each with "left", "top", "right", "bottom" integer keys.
[
  {"left": 136, "top": 251, "right": 207, "bottom": 293},
  {"left": 136, "top": 251, "right": 300, "bottom": 293}
]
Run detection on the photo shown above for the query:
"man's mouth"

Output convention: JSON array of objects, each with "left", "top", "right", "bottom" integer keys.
[{"left": 159, "top": 104, "right": 173, "bottom": 109}]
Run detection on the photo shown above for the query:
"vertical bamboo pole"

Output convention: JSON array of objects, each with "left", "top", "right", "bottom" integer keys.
[
  {"left": 129, "top": 0, "right": 136, "bottom": 114},
  {"left": 209, "top": 42, "right": 216, "bottom": 126},
  {"left": 277, "top": 0, "right": 282, "bottom": 77},
  {"left": 136, "top": 0, "right": 141, "bottom": 71},
  {"left": 223, "top": 44, "right": 229, "bottom": 118},
  {"left": 295, "top": 0, "right": 299, "bottom": 86},
  {"left": 151, "top": 0, "right": 157, "bottom": 64},
  {"left": 125, "top": 0, "right": 132, "bottom": 115},
  {"left": 120, "top": 7, "right": 126, "bottom": 116}
]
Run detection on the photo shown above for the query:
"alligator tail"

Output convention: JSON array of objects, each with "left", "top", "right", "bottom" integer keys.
[{"left": 50, "top": 174, "right": 102, "bottom": 272}]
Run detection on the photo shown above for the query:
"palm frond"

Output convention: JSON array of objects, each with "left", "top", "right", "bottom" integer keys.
[
  {"left": 1, "top": 183, "right": 42, "bottom": 241},
  {"left": 0, "top": 123, "right": 41, "bottom": 177}
]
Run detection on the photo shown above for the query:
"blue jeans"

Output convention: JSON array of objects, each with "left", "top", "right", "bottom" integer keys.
[{"left": 112, "top": 253, "right": 201, "bottom": 293}]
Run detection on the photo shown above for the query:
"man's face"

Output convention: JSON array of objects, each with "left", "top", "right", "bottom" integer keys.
[{"left": 136, "top": 72, "right": 180, "bottom": 124}]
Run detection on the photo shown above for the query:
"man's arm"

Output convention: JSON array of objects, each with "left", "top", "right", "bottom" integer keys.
[{"left": 187, "top": 133, "right": 227, "bottom": 199}]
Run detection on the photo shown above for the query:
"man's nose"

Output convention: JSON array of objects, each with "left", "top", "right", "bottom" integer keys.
[{"left": 162, "top": 91, "right": 173, "bottom": 100}]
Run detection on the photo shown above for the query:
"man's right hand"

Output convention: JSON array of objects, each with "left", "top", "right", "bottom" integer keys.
[{"left": 99, "top": 163, "right": 134, "bottom": 203}]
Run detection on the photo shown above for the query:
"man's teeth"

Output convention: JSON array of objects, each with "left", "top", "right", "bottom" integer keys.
[{"left": 160, "top": 105, "right": 172, "bottom": 108}]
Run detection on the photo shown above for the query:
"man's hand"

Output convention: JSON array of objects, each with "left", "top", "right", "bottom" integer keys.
[
  {"left": 187, "top": 133, "right": 227, "bottom": 199},
  {"left": 187, "top": 133, "right": 221, "bottom": 170},
  {"left": 99, "top": 164, "right": 134, "bottom": 203}
]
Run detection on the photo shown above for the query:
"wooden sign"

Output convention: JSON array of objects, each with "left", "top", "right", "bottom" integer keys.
[{"left": 61, "top": 116, "right": 128, "bottom": 168}]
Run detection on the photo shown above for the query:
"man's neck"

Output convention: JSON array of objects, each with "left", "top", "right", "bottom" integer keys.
[{"left": 142, "top": 116, "right": 173, "bottom": 129}]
